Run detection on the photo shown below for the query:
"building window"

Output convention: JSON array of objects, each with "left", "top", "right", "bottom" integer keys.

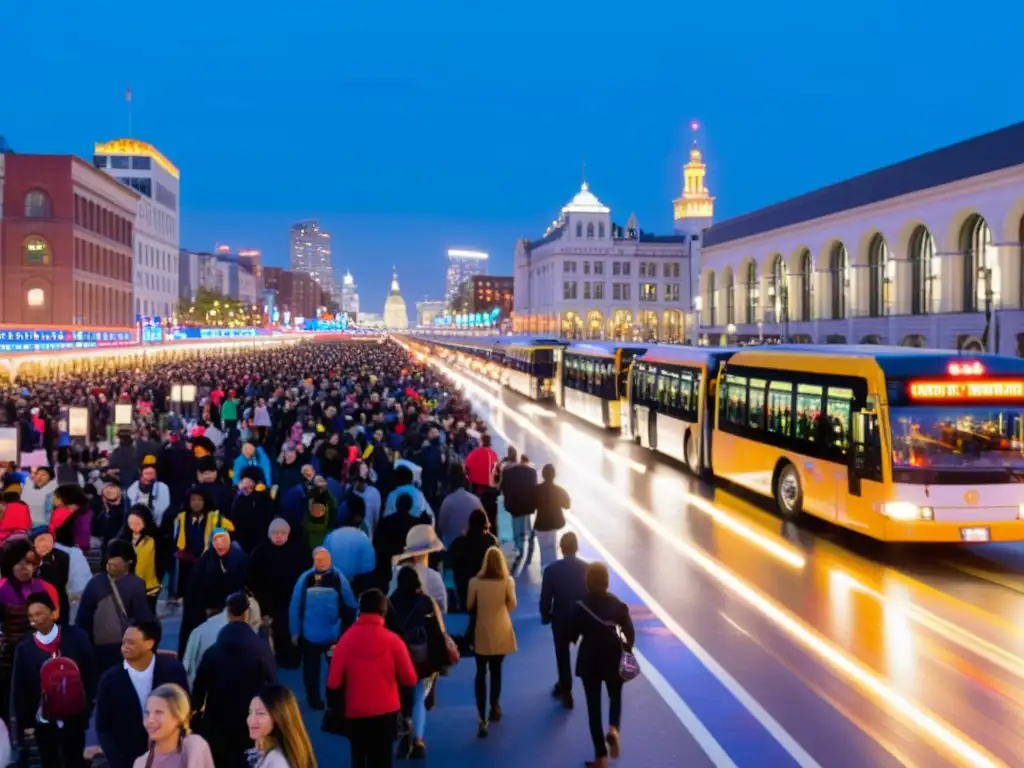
[
  {"left": 93, "top": 156, "right": 108, "bottom": 168},
  {"left": 110, "top": 156, "right": 130, "bottom": 169},
  {"left": 26, "top": 288, "right": 45, "bottom": 307},
  {"left": 640, "top": 283, "right": 657, "bottom": 302},
  {"left": 594, "top": 261, "right": 604, "bottom": 275},
  {"left": 664, "top": 262, "right": 671, "bottom": 278},
  {"left": 766, "top": 254, "right": 787, "bottom": 324},
  {"left": 622, "top": 262, "right": 631, "bottom": 277},
  {"left": 598, "top": 223, "right": 605, "bottom": 238},
  {"left": 639, "top": 263, "right": 647, "bottom": 277},
  {"left": 576, "top": 222, "right": 582, "bottom": 238},
  {"left": 563, "top": 281, "right": 577, "bottom": 300},
  {"left": 725, "top": 270, "right": 735, "bottom": 324},
  {"left": 746, "top": 261, "right": 759, "bottom": 324},
  {"left": 867, "top": 233, "right": 890, "bottom": 317},
  {"left": 961, "top": 214, "right": 999, "bottom": 312},
  {"left": 909, "top": 225, "right": 935, "bottom": 315},
  {"left": 586, "top": 223, "right": 595, "bottom": 239},
  {"left": 830, "top": 242, "right": 849, "bottom": 319},
  {"left": 798, "top": 249, "right": 813, "bottom": 321},
  {"left": 612, "top": 283, "right": 631, "bottom": 301},
  {"left": 665, "top": 283, "right": 680, "bottom": 302},
  {"left": 584, "top": 261, "right": 590, "bottom": 275},
  {"left": 612, "top": 262, "right": 621, "bottom": 276},
  {"left": 563, "top": 261, "right": 576, "bottom": 274},
  {"left": 24, "top": 190, "right": 52, "bottom": 218},
  {"left": 584, "top": 282, "right": 592, "bottom": 300},
  {"left": 594, "top": 282, "right": 604, "bottom": 300},
  {"left": 707, "top": 272, "right": 717, "bottom": 326},
  {"left": 131, "top": 156, "right": 152, "bottom": 170},
  {"left": 24, "top": 236, "right": 51, "bottom": 265}
]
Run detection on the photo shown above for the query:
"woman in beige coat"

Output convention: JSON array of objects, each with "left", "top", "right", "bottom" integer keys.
[{"left": 466, "top": 546, "right": 517, "bottom": 738}]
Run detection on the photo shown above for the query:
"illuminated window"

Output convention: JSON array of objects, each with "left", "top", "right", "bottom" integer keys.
[
  {"left": 24, "top": 190, "right": 52, "bottom": 218},
  {"left": 640, "top": 283, "right": 657, "bottom": 302},
  {"left": 24, "top": 237, "right": 52, "bottom": 265},
  {"left": 26, "top": 288, "right": 45, "bottom": 307}
]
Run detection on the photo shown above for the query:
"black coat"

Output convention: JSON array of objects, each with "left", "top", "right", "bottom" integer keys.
[
  {"left": 569, "top": 592, "right": 635, "bottom": 682},
  {"left": 230, "top": 491, "right": 275, "bottom": 554},
  {"left": 500, "top": 464, "right": 538, "bottom": 518},
  {"left": 36, "top": 548, "right": 71, "bottom": 623},
  {"left": 534, "top": 480, "right": 570, "bottom": 532},
  {"left": 192, "top": 621, "right": 278, "bottom": 764},
  {"left": 540, "top": 554, "right": 588, "bottom": 635},
  {"left": 449, "top": 531, "right": 498, "bottom": 607},
  {"left": 12, "top": 625, "right": 97, "bottom": 736},
  {"left": 94, "top": 653, "right": 190, "bottom": 768},
  {"left": 247, "top": 537, "right": 308, "bottom": 620}
]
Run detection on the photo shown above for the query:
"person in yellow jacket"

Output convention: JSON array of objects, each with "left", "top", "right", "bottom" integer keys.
[
  {"left": 124, "top": 504, "right": 162, "bottom": 614},
  {"left": 171, "top": 487, "right": 234, "bottom": 601}
]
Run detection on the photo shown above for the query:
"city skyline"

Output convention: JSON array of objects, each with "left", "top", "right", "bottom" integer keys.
[{"left": 4, "top": 2, "right": 1022, "bottom": 312}]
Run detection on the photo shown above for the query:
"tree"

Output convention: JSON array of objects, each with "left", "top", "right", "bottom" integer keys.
[{"left": 177, "top": 289, "right": 263, "bottom": 327}]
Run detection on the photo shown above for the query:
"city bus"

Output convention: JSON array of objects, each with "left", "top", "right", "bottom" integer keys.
[
  {"left": 711, "top": 346, "right": 1024, "bottom": 542},
  {"left": 557, "top": 342, "right": 650, "bottom": 429},
  {"left": 494, "top": 337, "right": 563, "bottom": 399},
  {"left": 628, "top": 346, "right": 736, "bottom": 474}
]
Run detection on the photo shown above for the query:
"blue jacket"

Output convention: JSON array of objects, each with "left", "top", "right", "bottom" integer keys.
[
  {"left": 289, "top": 566, "right": 356, "bottom": 645},
  {"left": 323, "top": 527, "right": 375, "bottom": 580},
  {"left": 232, "top": 448, "right": 273, "bottom": 486}
]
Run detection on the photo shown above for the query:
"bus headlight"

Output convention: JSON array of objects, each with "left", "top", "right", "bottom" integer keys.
[
  {"left": 920, "top": 506, "right": 934, "bottom": 521},
  {"left": 883, "top": 502, "right": 922, "bottom": 521},
  {"left": 1018, "top": 504, "right": 1024, "bottom": 520}
]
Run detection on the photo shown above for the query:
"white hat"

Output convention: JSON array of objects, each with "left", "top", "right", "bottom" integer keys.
[{"left": 393, "top": 524, "right": 444, "bottom": 565}]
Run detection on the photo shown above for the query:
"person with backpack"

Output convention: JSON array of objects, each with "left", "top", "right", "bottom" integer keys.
[
  {"left": 288, "top": 547, "right": 356, "bottom": 709},
  {"left": 12, "top": 591, "right": 96, "bottom": 768}
]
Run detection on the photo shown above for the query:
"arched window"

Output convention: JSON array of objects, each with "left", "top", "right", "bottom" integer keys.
[
  {"left": 909, "top": 225, "right": 935, "bottom": 315},
  {"left": 868, "top": 234, "right": 890, "bottom": 317},
  {"left": 798, "top": 250, "right": 813, "bottom": 321},
  {"left": 598, "top": 223, "right": 605, "bottom": 239},
  {"left": 766, "top": 255, "right": 786, "bottom": 324},
  {"left": 960, "top": 214, "right": 1000, "bottom": 312},
  {"left": 24, "top": 190, "right": 52, "bottom": 218},
  {"left": 745, "top": 261, "right": 759, "bottom": 324},
  {"left": 23, "top": 236, "right": 52, "bottom": 265},
  {"left": 575, "top": 222, "right": 582, "bottom": 238},
  {"left": 829, "top": 242, "right": 849, "bottom": 319},
  {"left": 725, "top": 270, "right": 735, "bottom": 325},
  {"left": 586, "top": 222, "right": 594, "bottom": 239},
  {"left": 707, "top": 271, "right": 717, "bottom": 327}
]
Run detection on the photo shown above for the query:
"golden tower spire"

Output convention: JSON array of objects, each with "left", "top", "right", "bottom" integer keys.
[{"left": 673, "top": 121, "right": 715, "bottom": 223}]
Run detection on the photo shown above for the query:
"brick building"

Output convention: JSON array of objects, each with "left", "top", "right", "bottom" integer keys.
[
  {"left": 263, "top": 267, "right": 318, "bottom": 320},
  {"left": 461, "top": 274, "right": 514, "bottom": 317},
  {"left": 1, "top": 154, "right": 137, "bottom": 326}
]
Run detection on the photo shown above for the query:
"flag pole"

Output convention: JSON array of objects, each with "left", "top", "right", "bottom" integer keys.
[{"left": 126, "top": 84, "right": 133, "bottom": 137}]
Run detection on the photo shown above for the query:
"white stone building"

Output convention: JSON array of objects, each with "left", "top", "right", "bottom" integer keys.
[
  {"left": 383, "top": 269, "right": 409, "bottom": 329},
  {"left": 513, "top": 150, "right": 713, "bottom": 341},
  {"left": 698, "top": 121, "right": 1024, "bottom": 354},
  {"left": 93, "top": 139, "right": 180, "bottom": 320}
]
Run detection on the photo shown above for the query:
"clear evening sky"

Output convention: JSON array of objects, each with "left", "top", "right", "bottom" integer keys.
[{"left": 3, "top": 1, "right": 1022, "bottom": 312}]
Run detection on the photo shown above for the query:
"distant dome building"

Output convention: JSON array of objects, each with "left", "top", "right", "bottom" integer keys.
[{"left": 383, "top": 268, "right": 409, "bottom": 329}]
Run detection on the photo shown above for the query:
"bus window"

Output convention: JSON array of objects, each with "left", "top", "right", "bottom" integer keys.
[
  {"left": 767, "top": 380, "right": 793, "bottom": 437},
  {"left": 795, "top": 383, "right": 822, "bottom": 443},
  {"left": 748, "top": 378, "right": 767, "bottom": 430},
  {"left": 826, "top": 386, "right": 854, "bottom": 452},
  {"left": 853, "top": 409, "right": 883, "bottom": 481},
  {"left": 722, "top": 374, "right": 748, "bottom": 428}
]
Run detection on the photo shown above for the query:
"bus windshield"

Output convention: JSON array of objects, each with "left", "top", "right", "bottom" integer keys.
[{"left": 890, "top": 405, "right": 1024, "bottom": 470}]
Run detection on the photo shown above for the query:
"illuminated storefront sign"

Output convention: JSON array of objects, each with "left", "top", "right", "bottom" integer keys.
[
  {"left": 909, "top": 379, "right": 1024, "bottom": 400},
  {"left": 0, "top": 328, "right": 135, "bottom": 353},
  {"left": 167, "top": 327, "right": 259, "bottom": 341}
]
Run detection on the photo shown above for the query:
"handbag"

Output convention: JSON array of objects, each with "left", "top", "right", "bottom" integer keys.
[
  {"left": 576, "top": 600, "right": 641, "bottom": 683},
  {"left": 321, "top": 686, "right": 348, "bottom": 736}
]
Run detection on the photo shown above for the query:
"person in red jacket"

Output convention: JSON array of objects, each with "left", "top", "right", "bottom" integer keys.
[
  {"left": 326, "top": 588, "right": 416, "bottom": 768},
  {"left": 0, "top": 481, "right": 32, "bottom": 543},
  {"left": 464, "top": 433, "right": 499, "bottom": 496}
]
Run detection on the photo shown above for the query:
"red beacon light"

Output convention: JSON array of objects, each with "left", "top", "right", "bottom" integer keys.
[{"left": 949, "top": 360, "right": 985, "bottom": 377}]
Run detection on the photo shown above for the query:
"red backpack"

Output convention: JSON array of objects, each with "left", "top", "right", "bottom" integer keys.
[{"left": 38, "top": 642, "right": 87, "bottom": 721}]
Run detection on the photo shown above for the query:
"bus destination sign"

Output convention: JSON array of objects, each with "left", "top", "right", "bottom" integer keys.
[{"left": 909, "top": 379, "right": 1024, "bottom": 400}]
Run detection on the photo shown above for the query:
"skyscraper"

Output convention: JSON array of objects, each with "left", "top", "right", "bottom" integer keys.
[
  {"left": 340, "top": 270, "right": 360, "bottom": 318},
  {"left": 289, "top": 219, "right": 333, "bottom": 288},
  {"left": 445, "top": 249, "right": 488, "bottom": 308}
]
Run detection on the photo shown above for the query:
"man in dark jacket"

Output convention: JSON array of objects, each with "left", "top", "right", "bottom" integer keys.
[
  {"left": 499, "top": 455, "right": 538, "bottom": 572},
  {"left": 13, "top": 592, "right": 97, "bottom": 768},
  {"left": 107, "top": 431, "right": 139, "bottom": 490},
  {"left": 539, "top": 532, "right": 588, "bottom": 709},
  {"left": 94, "top": 619, "right": 189, "bottom": 768},
  {"left": 192, "top": 593, "right": 278, "bottom": 768}
]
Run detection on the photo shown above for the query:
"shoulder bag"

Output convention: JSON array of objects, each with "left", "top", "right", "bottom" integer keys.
[{"left": 576, "top": 600, "right": 641, "bottom": 683}]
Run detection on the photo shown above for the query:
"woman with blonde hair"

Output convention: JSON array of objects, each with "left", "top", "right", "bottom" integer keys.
[
  {"left": 466, "top": 546, "right": 517, "bottom": 738},
  {"left": 247, "top": 684, "right": 317, "bottom": 767},
  {"left": 134, "top": 683, "right": 215, "bottom": 767}
]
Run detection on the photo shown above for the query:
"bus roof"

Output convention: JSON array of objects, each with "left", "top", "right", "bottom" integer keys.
[
  {"left": 563, "top": 340, "right": 650, "bottom": 358},
  {"left": 727, "top": 345, "right": 1024, "bottom": 377},
  {"left": 637, "top": 345, "right": 740, "bottom": 367},
  {"left": 494, "top": 336, "right": 566, "bottom": 348}
]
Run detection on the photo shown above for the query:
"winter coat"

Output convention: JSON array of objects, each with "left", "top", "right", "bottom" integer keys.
[
  {"left": 232, "top": 449, "right": 273, "bottom": 488},
  {"left": 464, "top": 445, "right": 499, "bottom": 488},
  {"left": 533, "top": 480, "right": 570, "bottom": 532},
  {"left": 12, "top": 624, "right": 97, "bottom": 729},
  {"left": 449, "top": 530, "right": 498, "bottom": 608},
  {"left": 540, "top": 554, "right": 588, "bottom": 634},
  {"left": 126, "top": 480, "right": 172, "bottom": 527},
  {"left": 229, "top": 490, "right": 275, "bottom": 554},
  {"left": 499, "top": 464, "right": 538, "bottom": 518},
  {"left": 76, "top": 572, "right": 154, "bottom": 648},
  {"left": 468, "top": 576, "right": 518, "bottom": 657},
  {"left": 247, "top": 538, "right": 308, "bottom": 620},
  {"left": 323, "top": 527, "right": 375, "bottom": 580},
  {"left": 436, "top": 488, "right": 482, "bottom": 545},
  {"left": 288, "top": 566, "right": 356, "bottom": 645},
  {"left": 325, "top": 613, "right": 417, "bottom": 718},
  {"left": 0, "top": 501, "right": 31, "bottom": 541},
  {"left": 569, "top": 591, "right": 635, "bottom": 682}
]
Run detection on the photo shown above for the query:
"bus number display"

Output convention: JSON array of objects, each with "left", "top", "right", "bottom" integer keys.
[{"left": 909, "top": 379, "right": 1024, "bottom": 400}]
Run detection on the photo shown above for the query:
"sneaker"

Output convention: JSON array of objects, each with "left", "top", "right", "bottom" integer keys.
[
  {"left": 477, "top": 721, "right": 489, "bottom": 739},
  {"left": 606, "top": 728, "right": 620, "bottom": 759},
  {"left": 410, "top": 741, "right": 426, "bottom": 759},
  {"left": 488, "top": 704, "right": 502, "bottom": 723}
]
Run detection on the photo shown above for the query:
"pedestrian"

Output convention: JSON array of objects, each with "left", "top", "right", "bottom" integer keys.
[
  {"left": 288, "top": 546, "right": 356, "bottom": 709},
  {"left": 94, "top": 620, "right": 190, "bottom": 768},
  {"left": 247, "top": 518, "right": 308, "bottom": 669},
  {"left": 230, "top": 473, "right": 275, "bottom": 555},
  {"left": 388, "top": 524, "right": 448, "bottom": 613},
  {"left": 464, "top": 432, "right": 499, "bottom": 497},
  {"left": 570, "top": 562, "right": 635, "bottom": 767},
  {"left": 74, "top": 538, "right": 154, "bottom": 676},
  {"left": 126, "top": 457, "right": 171, "bottom": 529},
  {"left": 192, "top": 593, "right": 278, "bottom": 768},
  {"left": 540, "top": 532, "right": 588, "bottom": 708},
  {"left": 121, "top": 504, "right": 162, "bottom": 614},
  {"left": 325, "top": 588, "right": 418, "bottom": 768},
  {"left": 134, "top": 682, "right": 215, "bottom": 767},
  {"left": 246, "top": 684, "right": 317, "bottom": 768},
  {"left": 178, "top": 527, "right": 247, "bottom": 657},
  {"left": 171, "top": 486, "right": 234, "bottom": 603},
  {"left": 29, "top": 524, "right": 71, "bottom": 624},
  {"left": 232, "top": 442, "right": 273, "bottom": 489},
  {"left": 182, "top": 592, "right": 258, "bottom": 687},
  {"left": 322, "top": 495, "right": 375, "bottom": 590},
  {"left": 447, "top": 509, "right": 498, "bottom": 612},
  {"left": 499, "top": 454, "right": 538, "bottom": 572},
  {"left": 435, "top": 463, "right": 482, "bottom": 548},
  {"left": 467, "top": 546, "right": 517, "bottom": 738},
  {"left": 0, "top": 480, "right": 32, "bottom": 542},
  {"left": 534, "top": 464, "right": 571, "bottom": 568},
  {"left": 12, "top": 591, "right": 96, "bottom": 768}
]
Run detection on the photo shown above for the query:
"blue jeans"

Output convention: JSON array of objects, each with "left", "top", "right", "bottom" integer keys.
[
  {"left": 412, "top": 677, "right": 434, "bottom": 740},
  {"left": 512, "top": 515, "right": 535, "bottom": 566}
]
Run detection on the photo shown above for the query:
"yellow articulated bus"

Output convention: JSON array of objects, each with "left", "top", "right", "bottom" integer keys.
[
  {"left": 710, "top": 346, "right": 1024, "bottom": 543},
  {"left": 494, "top": 337, "right": 562, "bottom": 400},
  {"left": 557, "top": 342, "right": 650, "bottom": 429}
]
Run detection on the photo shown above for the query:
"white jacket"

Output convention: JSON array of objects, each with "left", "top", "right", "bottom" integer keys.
[
  {"left": 22, "top": 479, "right": 56, "bottom": 527},
  {"left": 126, "top": 480, "right": 171, "bottom": 526}
]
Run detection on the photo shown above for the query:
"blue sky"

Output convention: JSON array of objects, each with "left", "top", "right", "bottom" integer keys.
[{"left": 3, "top": 1, "right": 1022, "bottom": 312}]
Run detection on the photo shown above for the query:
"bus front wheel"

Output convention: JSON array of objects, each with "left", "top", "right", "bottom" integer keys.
[{"left": 775, "top": 463, "right": 803, "bottom": 519}]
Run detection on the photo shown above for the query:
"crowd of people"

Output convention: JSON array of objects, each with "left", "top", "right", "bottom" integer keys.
[{"left": 0, "top": 338, "right": 637, "bottom": 768}]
